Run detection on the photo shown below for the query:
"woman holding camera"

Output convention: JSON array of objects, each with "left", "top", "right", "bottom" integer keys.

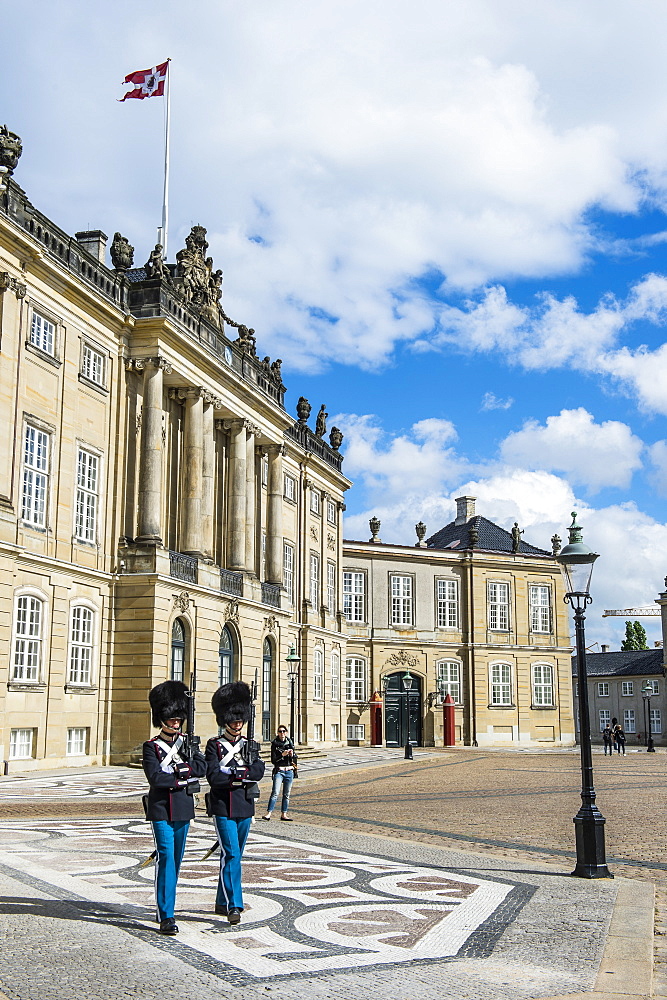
[{"left": 262, "top": 725, "right": 298, "bottom": 822}]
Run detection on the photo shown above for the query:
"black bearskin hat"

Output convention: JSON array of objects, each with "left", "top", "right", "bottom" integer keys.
[
  {"left": 149, "top": 680, "right": 189, "bottom": 728},
  {"left": 212, "top": 681, "right": 252, "bottom": 727}
]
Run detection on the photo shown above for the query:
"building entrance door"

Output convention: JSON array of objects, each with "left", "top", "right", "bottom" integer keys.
[{"left": 384, "top": 671, "right": 422, "bottom": 747}]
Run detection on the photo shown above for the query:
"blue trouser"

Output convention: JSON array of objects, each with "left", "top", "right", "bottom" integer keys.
[
  {"left": 214, "top": 815, "right": 252, "bottom": 910},
  {"left": 150, "top": 819, "right": 189, "bottom": 921},
  {"left": 266, "top": 770, "right": 294, "bottom": 814}
]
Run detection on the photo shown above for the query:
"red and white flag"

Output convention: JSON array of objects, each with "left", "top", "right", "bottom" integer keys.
[{"left": 120, "top": 60, "right": 169, "bottom": 101}]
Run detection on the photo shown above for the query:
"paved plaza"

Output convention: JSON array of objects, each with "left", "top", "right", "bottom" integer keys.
[{"left": 0, "top": 748, "right": 661, "bottom": 1000}]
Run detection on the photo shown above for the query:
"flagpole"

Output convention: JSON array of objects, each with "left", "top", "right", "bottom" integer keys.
[{"left": 160, "top": 59, "right": 171, "bottom": 257}]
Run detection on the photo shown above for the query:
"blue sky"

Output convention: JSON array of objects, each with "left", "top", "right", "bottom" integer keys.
[{"left": 4, "top": 0, "right": 667, "bottom": 646}]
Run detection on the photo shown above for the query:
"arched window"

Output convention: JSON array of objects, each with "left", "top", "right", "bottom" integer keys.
[
  {"left": 171, "top": 619, "right": 186, "bottom": 682},
  {"left": 489, "top": 661, "right": 512, "bottom": 706},
  {"left": 262, "top": 637, "right": 273, "bottom": 740},
  {"left": 314, "top": 648, "right": 324, "bottom": 700},
  {"left": 532, "top": 663, "right": 555, "bottom": 707},
  {"left": 69, "top": 605, "right": 95, "bottom": 685},
  {"left": 436, "top": 660, "right": 462, "bottom": 704},
  {"left": 13, "top": 594, "right": 45, "bottom": 683},
  {"left": 219, "top": 626, "right": 234, "bottom": 686},
  {"left": 346, "top": 656, "right": 366, "bottom": 703}
]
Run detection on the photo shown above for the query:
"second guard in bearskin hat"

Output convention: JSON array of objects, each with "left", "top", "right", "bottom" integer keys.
[
  {"left": 143, "top": 680, "right": 206, "bottom": 935},
  {"left": 205, "top": 681, "right": 265, "bottom": 924}
]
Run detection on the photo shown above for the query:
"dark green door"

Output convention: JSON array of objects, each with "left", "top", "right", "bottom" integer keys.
[{"left": 384, "top": 671, "right": 422, "bottom": 747}]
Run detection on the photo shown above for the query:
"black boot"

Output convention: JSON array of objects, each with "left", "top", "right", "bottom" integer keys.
[{"left": 159, "top": 918, "right": 178, "bottom": 935}]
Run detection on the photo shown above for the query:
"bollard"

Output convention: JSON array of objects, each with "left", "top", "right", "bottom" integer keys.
[{"left": 404, "top": 741, "right": 413, "bottom": 760}]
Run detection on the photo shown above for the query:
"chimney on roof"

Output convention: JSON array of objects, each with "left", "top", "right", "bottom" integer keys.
[
  {"left": 601, "top": 644, "right": 609, "bottom": 653},
  {"left": 455, "top": 496, "right": 476, "bottom": 525},
  {"left": 75, "top": 230, "right": 108, "bottom": 264}
]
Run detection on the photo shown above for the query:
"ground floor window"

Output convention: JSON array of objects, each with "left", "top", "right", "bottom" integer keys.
[
  {"left": 313, "top": 724, "right": 323, "bottom": 742},
  {"left": 9, "top": 728, "right": 34, "bottom": 759},
  {"left": 66, "top": 727, "right": 87, "bottom": 756},
  {"left": 330, "top": 723, "right": 339, "bottom": 741},
  {"left": 651, "top": 709, "right": 662, "bottom": 734},
  {"left": 599, "top": 709, "right": 610, "bottom": 730},
  {"left": 623, "top": 710, "right": 635, "bottom": 734},
  {"left": 347, "top": 724, "right": 365, "bottom": 740}
]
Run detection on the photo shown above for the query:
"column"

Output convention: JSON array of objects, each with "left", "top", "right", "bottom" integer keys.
[
  {"left": 180, "top": 387, "right": 204, "bottom": 556},
  {"left": 228, "top": 419, "right": 247, "bottom": 571},
  {"left": 136, "top": 356, "right": 170, "bottom": 543},
  {"left": 266, "top": 444, "right": 284, "bottom": 585},
  {"left": 202, "top": 396, "right": 216, "bottom": 561},
  {"left": 245, "top": 424, "right": 257, "bottom": 574}
]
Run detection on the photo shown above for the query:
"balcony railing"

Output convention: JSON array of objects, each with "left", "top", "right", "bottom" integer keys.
[
  {"left": 169, "top": 550, "right": 198, "bottom": 584},
  {"left": 220, "top": 568, "right": 244, "bottom": 597},
  {"left": 261, "top": 582, "right": 281, "bottom": 608}
]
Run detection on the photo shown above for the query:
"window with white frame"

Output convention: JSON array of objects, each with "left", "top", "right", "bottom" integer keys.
[
  {"left": 651, "top": 708, "right": 662, "bottom": 734},
  {"left": 313, "top": 723, "right": 323, "bottom": 742},
  {"left": 529, "top": 585, "right": 551, "bottom": 633},
  {"left": 327, "top": 561, "right": 336, "bottom": 612},
  {"left": 621, "top": 680, "right": 634, "bottom": 696},
  {"left": 436, "top": 660, "right": 461, "bottom": 704},
  {"left": 9, "top": 728, "right": 34, "bottom": 759},
  {"left": 331, "top": 652, "right": 340, "bottom": 701},
  {"left": 66, "top": 727, "right": 87, "bottom": 756},
  {"left": 261, "top": 456, "right": 269, "bottom": 486},
  {"left": 314, "top": 648, "right": 324, "bottom": 700},
  {"left": 645, "top": 679, "right": 660, "bottom": 694},
  {"left": 75, "top": 447, "right": 99, "bottom": 543},
  {"left": 30, "top": 310, "right": 55, "bottom": 355},
  {"left": 81, "top": 343, "right": 106, "bottom": 386},
  {"left": 13, "top": 594, "right": 44, "bottom": 682},
  {"left": 436, "top": 579, "right": 458, "bottom": 629},
  {"left": 22, "top": 424, "right": 49, "bottom": 527},
  {"left": 390, "top": 575, "right": 413, "bottom": 626},
  {"left": 327, "top": 500, "right": 336, "bottom": 524},
  {"left": 284, "top": 474, "right": 296, "bottom": 501},
  {"left": 347, "top": 724, "right": 365, "bottom": 740},
  {"left": 488, "top": 582, "right": 510, "bottom": 631},
  {"left": 309, "top": 553, "right": 320, "bottom": 607},
  {"left": 331, "top": 723, "right": 339, "bottom": 741},
  {"left": 597, "top": 682, "right": 609, "bottom": 697},
  {"left": 69, "top": 605, "right": 94, "bottom": 685},
  {"left": 490, "top": 662, "right": 512, "bottom": 706},
  {"left": 599, "top": 709, "right": 610, "bottom": 730},
  {"left": 343, "top": 571, "right": 365, "bottom": 623},
  {"left": 283, "top": 543, "right": 294, "bottom": 604},
  {"left": 623, "top": 709, "right": 636, "bottom": 733},
  {"left": 532, "top": 663, "right": 554, "bottom": 706},
  {"left": 310, "top": 489, "right": 320, "bottom": 514},
  {"left": 346, "top": 657, "right": 366, "bottom": 702}
]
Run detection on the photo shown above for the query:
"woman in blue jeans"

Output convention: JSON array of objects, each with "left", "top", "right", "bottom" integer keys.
[{"left": 262, "top": 725, "right": 298, "bottom": 821}]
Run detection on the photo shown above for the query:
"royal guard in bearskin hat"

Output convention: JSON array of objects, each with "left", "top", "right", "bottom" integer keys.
[
  {"left": 142, "top": 680, "right": 206, "bottom": 935},
  {"left": 205, "top": 681, "right": 265, "bottom": 924}
]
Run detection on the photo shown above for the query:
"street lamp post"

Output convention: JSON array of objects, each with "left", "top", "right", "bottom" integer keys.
[
  {"left": 557, "top": 512, "right": 612, "bottom": 879},
  {"left": 286, "top": 643, "right": 301, "bottom": 744},
  {"left": 641, "top": 680, "right": 656, "bottom": 752},
  {"left": 402, "top": 669, "right": 414, "bottom": 760}
]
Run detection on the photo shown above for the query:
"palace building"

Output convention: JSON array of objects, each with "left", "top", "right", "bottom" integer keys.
[{"left": 0, "top": 126, "right": 350, "bottom": 770}]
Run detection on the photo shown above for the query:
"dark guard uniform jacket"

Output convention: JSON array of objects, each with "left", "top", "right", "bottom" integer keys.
[
  {"left": 142, "top": 737, "right": 206, "bottom": 822},
  {"left": 205, "top": 736, "right": 265, "bottom": 819}
]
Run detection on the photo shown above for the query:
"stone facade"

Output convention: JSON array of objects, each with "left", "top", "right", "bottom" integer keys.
[
  {"left": 342, "top": 498, "right": 575, "bottom": 747},
  {"left": 0, "top": 135, "right": 350, "bottom": 770}
]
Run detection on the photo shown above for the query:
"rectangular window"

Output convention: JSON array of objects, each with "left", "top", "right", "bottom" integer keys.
[
  {"left": 490, "top": 662, "right": 512, "bottom": 706},
  {"left": 327, "top": 500, "right": 337, "bottom": 524},
  {"left": 81, "top": 344, "right": 105, "bottom": 386},
  {"left": 310, "top": 489, "right": 320, "bottom": 514},
  {"left": 391, "top": 575, "right": 413, "bottom": 626},
  {"left": 30, "top": 311, "right": 55, "bottom": 355},
  {"left": 346, "top": 657, "right": 366, "bottom": 702},
  {"left": 261, "top": 457, "right": 269, "bottom": 485},
  {"left": 343, "top": 571, "right": 365, "bottom": 623},
  {"left": 488, "top": 582, "right": 510, "bottom": 631},
  {"left": 599, "top": 709, "right": 610, "bottom": 730},
  {"left": 309, "top": 553, "right": 320, "bottom": 607},
  {"left": 532, "top": 663, "right": 554, "bottom": 706},
  {"left": 313, "top": 723, "right": 323, "bottom": 742},
  {"left": 13, "top": 595, "right": 43, "bottom": 682},
  {"left": 623, "top": 709, "right": 636, "bottom": 734},
  {"left": 437, "top": 660, "right": 461, "bottom": 704},
  {"left": 66, "top": 727, "right": 87, "bottom": 756},
  {"left": 651, "top": 708, "right": 662, "bottom": 734},
  {"left": 347, "top": 724, "right": 365, "bottom": 740},
  {"left": 621, "top": 680, "right": 634, "bottom": 696},
  {"left": 313, "top": 649, "right": 324, "bottom": 700},
  {"left": 75, "top": 448, "right": 99, "bottom": 543},
  {"left": 529, "top": 585, "right": 551, "bottom": 633},
  {"left": 598, "top": 682, "right": 609, "bottom": 697},
  {"left": 331, "top": 652, "right": 340, "bottom": 701},
  {"left": 22, "top": 425, "right": 49, "bottom": 527},
  {"left": 283, "top": 543, "right": 294, "bottom": 604},
  {"left": 330, "top": 723, "right": 339, "bottom": 741},
  {"left": 646, "top": 679, "right": 660, "bottom": 695},
  {"left": 69, "top": 606, "right": 93, "bottom": 685},
  {"left": 284, "top": 475, "right": 296, "bottom": 501},
  {"left": 9, "top": 728, "right": 34, "bottom": 760},
  {"left": 327, "top": 561, "right": 336, "bottom": 612},
  {"left": 436, "top": 579, "right": 458, "bottom": 628}
]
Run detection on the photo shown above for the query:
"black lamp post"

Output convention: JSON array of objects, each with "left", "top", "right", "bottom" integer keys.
[
  {"left": 641, "top": 680, "right": 656, "bottom": 752},
  {"left": 557, "top": 512, "right": 612, "bottom": 879},
  {"left": 402, "top": 669, "right": 414, "bottom": 760},
  {"left": 286, "top": 643, "right": 300, "bottom": 744}
]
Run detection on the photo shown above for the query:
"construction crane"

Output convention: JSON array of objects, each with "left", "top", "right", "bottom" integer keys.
[{"left": 602, "top": 607, "right": 660, "bottom": 617}]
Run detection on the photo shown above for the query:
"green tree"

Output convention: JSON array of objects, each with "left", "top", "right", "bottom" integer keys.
[{"left": 621, "top": 620, "right": 649, "bottom": 650}]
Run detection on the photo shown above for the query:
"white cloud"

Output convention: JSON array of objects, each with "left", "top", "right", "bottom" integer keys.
[
  {"left": 481, "top": 392, "right": 514, "bottom": 411},
  {"left": 499, "top": 408, "right": 644, "bottom": 491}
]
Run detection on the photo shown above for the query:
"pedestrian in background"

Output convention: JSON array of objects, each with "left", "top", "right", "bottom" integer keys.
[
  {"left": 602, "top": 724, "right": 613, "bottom": 755},
  {"left": 262, "top": 725, "right": 298, "bottom": 822},
  {"left": 613, "top": 721, "right": 626, "bottom": 755}
]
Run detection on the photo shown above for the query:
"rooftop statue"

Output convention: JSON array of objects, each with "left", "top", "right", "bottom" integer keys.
[
  {"left": 144, "top": 243, "right": 170, "bottom": 281},
  {"left": 296, "top": 397, "right": 312, "bottom": 425},
  {"left": 315, "top": 404, "right": 328, "bottom": 438},
  {"left": 329, "top": 426, "right": 343, "bottom": 451},
  {"left": 0, "top": 125, "right": 22, "bottom": 175},
  {"left": 110, "top": 232, "right": 134, "bottom": 272},
  {"left": 511, "top": 522, "right": 524, "bottom": 553}
]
